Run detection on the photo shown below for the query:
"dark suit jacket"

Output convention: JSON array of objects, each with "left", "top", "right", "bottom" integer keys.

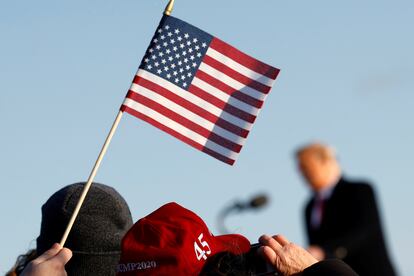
[{"left": 305, "top": 177, "right": 396, "bottom": 276}]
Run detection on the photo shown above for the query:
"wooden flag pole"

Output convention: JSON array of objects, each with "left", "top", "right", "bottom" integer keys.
[
  {"left": 59, "top": 110, "right": 124, "bottom": 246},
  {"left": 59, "top": 0, "right": 176, "bottom": 247}
]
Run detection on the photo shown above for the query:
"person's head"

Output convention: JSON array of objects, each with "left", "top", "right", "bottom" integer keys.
[
  {"left": 117, "top": 202, "right": 253, "bottom": 275},
  {"left": 296, "top": 142, "right": 341, "bottom": 192},
  {"left": 35, "top": 182, "right": 133, "bottom": 275}
]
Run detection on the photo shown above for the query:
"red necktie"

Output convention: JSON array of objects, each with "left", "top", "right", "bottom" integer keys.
[{"left": 312, "top": 196, "right": 325, "bottom": 229}]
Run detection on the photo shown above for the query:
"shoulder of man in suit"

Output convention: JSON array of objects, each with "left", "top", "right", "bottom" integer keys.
[{"left": 338, "top": 178, "right": 376, "bottom": 196}]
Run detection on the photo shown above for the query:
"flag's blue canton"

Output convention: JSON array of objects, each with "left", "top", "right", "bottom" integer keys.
[{"left": 140, "top": 16, "right": 213, "bottom": 90}]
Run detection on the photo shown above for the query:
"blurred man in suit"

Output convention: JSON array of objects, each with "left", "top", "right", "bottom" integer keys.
[{"left": 296, "top": 142, "right": 396, "bottom": 276}]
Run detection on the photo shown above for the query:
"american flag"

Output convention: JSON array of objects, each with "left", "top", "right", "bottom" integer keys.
[{"left": 121, "top": 15, "right": 280, "bottom": 165}]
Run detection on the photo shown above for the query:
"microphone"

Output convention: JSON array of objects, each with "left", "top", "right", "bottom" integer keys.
[
  {"left": 234, "top": 194, "right": 268, "bottom": 211},
  {"left": 217, "top": 194, "right": 270, "bottom": 234}
]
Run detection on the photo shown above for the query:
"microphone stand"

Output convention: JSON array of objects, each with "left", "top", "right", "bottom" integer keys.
[{"left": 217, "top": 203, "right": 240, "bottom": 234}]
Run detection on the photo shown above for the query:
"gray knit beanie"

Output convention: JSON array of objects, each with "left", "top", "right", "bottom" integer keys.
[{"left": 36, "top": 182, "right": 133, "bottom": 276}]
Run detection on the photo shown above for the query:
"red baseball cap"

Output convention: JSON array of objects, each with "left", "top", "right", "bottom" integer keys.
[{"left": 117, "top": 202, "right": 251, "bottom": 275}]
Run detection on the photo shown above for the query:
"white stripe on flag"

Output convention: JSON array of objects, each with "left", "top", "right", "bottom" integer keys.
[
  {"left": 198, "top": 62, "right": 267, "bottom": 101},
  {"left": 136, "top": 70, "right": 254, "bottom": 131},
  {"left": 123, "top": 98, "right": 239, "bottom": 160},
  {"left": 130, "top": 83, "right": 246, "bottom": 145},
  {"left": 206, "top": 48, "right": 275, "bottom": 87},
  {"left": 191, "top": 77, "right": 261, "bottom": 116}
]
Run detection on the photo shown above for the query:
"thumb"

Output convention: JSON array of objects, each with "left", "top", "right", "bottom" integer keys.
[
  {"left": 32, "top": 243, "right": 61, "bottom": 264},
  {"left": 259, "top": 245, "right": 278, "bottom": 267}
]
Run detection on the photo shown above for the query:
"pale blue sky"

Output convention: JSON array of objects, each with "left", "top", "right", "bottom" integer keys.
[{"left": 1, "top": 0, "right": 413, "bottom": 274}]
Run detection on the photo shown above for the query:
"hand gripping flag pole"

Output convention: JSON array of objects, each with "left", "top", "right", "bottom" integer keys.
[{"left": 59, "top": 0, "right": 176, "bottom": 247}]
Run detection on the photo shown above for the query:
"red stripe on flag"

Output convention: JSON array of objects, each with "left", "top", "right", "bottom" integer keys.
[
  {"left": 132, "top": 76, "right": 249, "bottom": 138},
  {"left": 188, "top": 84, "right": 257, "bottom": 124},
  {"left": 121, "top": 105, "right": 235, "bottom": 165},
  {"left": 210, "top": 38, "right": 280, "bottom": 80},
  {"left": 126, "top": 91, "right": 242, "bottom": 153},
  {"left": 202, "top": 55, "right": 271, "bottom": 94},
  {"left": 195, "top": 70, "right": 264, "bottom": 109}
]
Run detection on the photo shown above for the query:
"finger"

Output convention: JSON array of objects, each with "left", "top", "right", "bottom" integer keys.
[
  {"left": 273, "top": 234, "right": 290, "bottom": 247},
  {"left": 32, "top": 243, "right": 61, "bottom": 264},
  {"left": 52, "top": 248, "right": 73, "bottom": 266},
  {"left": 52, "top": 243, "right": 63, "bottom": 250},
  {"left": 259, "top": 234, "right": 283, "bottom": 253},
  {"left": 259, "top": 234, "right": 275, "bottom": 247},
  {"left": 258, "top": 245, "right": 277, "bottom": 265}
]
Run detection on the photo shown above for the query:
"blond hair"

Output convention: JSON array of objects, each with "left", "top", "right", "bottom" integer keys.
[{"left": 296, "top": 142, "right": 337, "bottom": 162}]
